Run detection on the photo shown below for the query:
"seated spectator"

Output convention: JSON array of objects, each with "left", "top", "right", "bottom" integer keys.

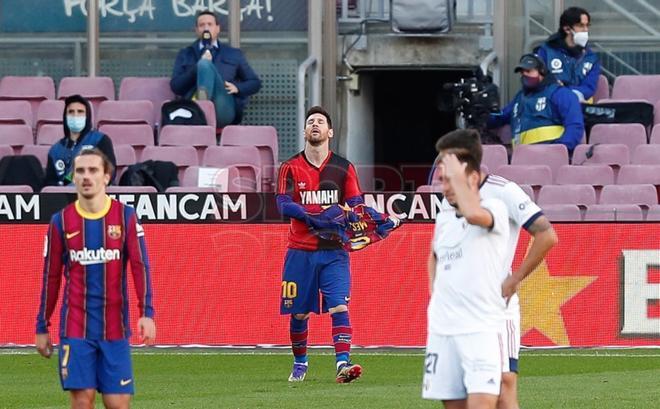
[
  {"left": 488, "top": 53, "right": 584, "bottom": 153},
  {"left": 45, "top": 95, "right": 116, "bottom": 186},
  {"left": 535, "top": 7, "right": 600, "bottom": 103},
  {"left": 170, "top": 10, "right": 262, "bottom": 127}
]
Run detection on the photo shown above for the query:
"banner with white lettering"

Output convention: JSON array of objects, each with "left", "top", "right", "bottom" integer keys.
[
  {"left": 0, "top": 0, "right": 307, "bottom": 32},
  {"left": 0, "top": 193, "right": 443, "bottom": 223}
]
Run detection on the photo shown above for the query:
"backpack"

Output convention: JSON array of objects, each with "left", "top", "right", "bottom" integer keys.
[
  {"left": 582, "top": 101, "right": 654, "bottom": 134},
  {"left": 119, "top": 160, "right": 179, "bottom": 192},
  {"left": 0, "top": 155, "right": 45, "bottom": 192},
  {"left": 161, "top": 100, "right": 208, "bottom": 127}
]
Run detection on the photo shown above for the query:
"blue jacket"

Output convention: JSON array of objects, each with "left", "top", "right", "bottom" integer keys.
[
  {"left": 536, "top": 34, "right": 600, "bottom": 101},
  {"left": 45, "top": 130, "right": 116, "bottom": 186},
  {"left": 170, "top": 40, "right": 262, "bottom": 118},
  {"left": 488, "top": 78, "right": 584, "bottom": 151}
]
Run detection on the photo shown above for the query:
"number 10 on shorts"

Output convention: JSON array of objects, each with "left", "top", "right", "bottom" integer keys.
[{"left": 281, "top": 281, "right": 298, "bottom": 299}]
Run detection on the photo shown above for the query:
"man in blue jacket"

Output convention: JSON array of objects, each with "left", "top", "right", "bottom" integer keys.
[
  {"left": 170, "top": 10, "right": 262, "bottom": 127},
  {"left": 488, "top": 54, "right": 584, "bottom": 152},
  {"left": 536, "top": 7, "right": 600, "bottom": 103}
]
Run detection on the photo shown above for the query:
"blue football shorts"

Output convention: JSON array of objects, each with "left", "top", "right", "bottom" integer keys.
[
  {"left": 280, "top": 248, "right": 351, "bottom": 314},
  {"left": 58, "top": 338, "right": 134, "bottom": 394}
]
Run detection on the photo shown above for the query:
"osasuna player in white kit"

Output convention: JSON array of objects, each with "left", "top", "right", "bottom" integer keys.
[
  {"left": 424, "top": 138, "right": 510, "bottom": 409},
  {"left": 433, "top": 129, "right": 558, "bottom": 409}
]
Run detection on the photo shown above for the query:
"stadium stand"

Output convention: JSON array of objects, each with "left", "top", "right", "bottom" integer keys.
[
  {"left": 511, "top": 144, "right": 569, "bottom": 182},
  {"left": 193, "top": 100, "right": 217, "bottom": 130},
  {"left": 140, "top": 145, "right": 198, "bottom": 180},
  {"left": 494, "top": 165, "right": 553, "bottom": 193},
  {"left": 0, "top": 124, "right": 34, "bottom": 153},
  {"left": 57, "top": 76, "right": 115, "bottom": 114},
  {"left": 481, "top": 144, "right": 508, "bottom": 175},
  {"left": 599, "top": 184, "right": 657, "bottom": 207},
  {"left": 106, "top": 185, "right": 158, "bottom": 193},
  {"left": 537, "top": 184, "right": 597, "bottom": 207},
  {"left": 0, "top": 145, "right": 14, "bottom": 161},
  {"left": 584, "top": 204, "right": 644, "bottom": 221},
  {"left": 589, "top": 123, "right": 647, "bottom": 154},
  {"left": 177, "top": 165, "right": 243, "bottom": 192},
  {"left": 0, "top": 76, "right": 55, "bottom": 123},
  {"left": 616, "top": 165, "right": 660, "bottom": 186},
  {"left": 97, "top": 100, "right": 154, "bottom": 128},
  {"left": 39, "top": 185, "right": 77, "bottom": 193},
  {"left": 592, "top": 75, "right": 610, "bottom": 103},
  {"left": 611, "top": 74, "right": 660, "bottom": 102},
  {"left": 0, "top": 100, "right": 33, "bottom": 127},
  {"left": 20, "top": 145, "right": 50, "bottom": 169},
  {"left": 203, "top": 145, "right": 262, "bottom": 192},
  {"left": 555, "top": 164, "right": 614, "bottom": 187},
  {"left": 572, "top": 144, "right": 630, "bottom": 180},
  {"left": 99, "top": 124, "right": 154, "bottom": 158},
  {"left": 113, "top": 144, "right": 137, "bottom": 180},
  {"left": 416, "top": 184, "right": 441, "bottom": 193},
  {"left": 0, "top": 185, "right": 33, "bottom": 193},
  {"left": 35, "top": 100, "right": 65, "bottom": 132},
  {"left": 652, "top": 125, "right": 660, "bottom": 144},
  {"left": 220, "top": 125, "right": 279, "bottom": 191},
  {"left": 540, "top": 204, "right": 582, "bottom": 222},
  {"left": 159, "top": 125, "right": 216, "bottom": 163},
  {"left": 647, "top": 205, "right": 660, "bottom": 221},
  {"left": 631, "top": 144, "right": 660, "bottom": 165},
  {"left": 519, "top": 184, "right": 534, "bottom": 200},
  {"left": 36, "top": 124, "right": 64, "bottom": 146}
]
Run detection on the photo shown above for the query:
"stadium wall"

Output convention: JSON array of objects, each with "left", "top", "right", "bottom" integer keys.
[{"left": 0, "top": 193, "right": 658, "bottom": 348}]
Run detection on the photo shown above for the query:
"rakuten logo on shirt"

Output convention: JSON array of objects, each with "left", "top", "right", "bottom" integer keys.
[{"left": 69, "top": 248, "right": 121, "bottom": 265}]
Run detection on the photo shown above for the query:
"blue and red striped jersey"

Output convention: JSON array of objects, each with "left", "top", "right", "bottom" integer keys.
[
  {"left": 277, "top": 151, "right": 362, "bottom": 250},
  {"left": 36, "top": 196, "right": 154, "bottom": 340}
]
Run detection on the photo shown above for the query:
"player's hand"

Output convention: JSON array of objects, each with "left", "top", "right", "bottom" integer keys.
[
  {"left": 441, "top": 154, "right": 468, "bottom": 185},
  {"left": 224, "top": 81, "right": 239, "bottom": 94},
  {"left": 35, "top": 333, "right": 53, "bottom": 358},
  {"left": 501, "top": 275, "right": 521, "bottom": 305},
  {"left": 138, "top": 317, "right": 156, "bottom": 345},
  {"left": 375, "top": 215, "right": 402, "bottom": 238},
  {"left": 201, "top": 49, "right": 212, "bottom": 61}
]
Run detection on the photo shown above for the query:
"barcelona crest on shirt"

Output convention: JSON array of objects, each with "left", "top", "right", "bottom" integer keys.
[{"left": 107, "top": 225, "right": 122, "bottom": 240}]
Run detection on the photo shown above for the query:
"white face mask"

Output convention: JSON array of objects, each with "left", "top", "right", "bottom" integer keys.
[{"left": 572, "top": 30, "right": 589, "bottom": 47}]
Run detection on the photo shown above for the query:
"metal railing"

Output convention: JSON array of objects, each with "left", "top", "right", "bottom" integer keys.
[
  {"left": 337, "top": 0, "right": 494, "bottom": 24},
  {"left": 296, "top": 56, "right": 320, "bottom": 150}
]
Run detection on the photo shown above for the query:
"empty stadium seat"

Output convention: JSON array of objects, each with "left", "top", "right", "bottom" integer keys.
[
  {"left": 0, "top": 76, "right": 55, "bottom": 121},
  {"left": 58, "top": 76, "right": 115, "bottom": 113},
  {"left": 654, "top": 100, "right": 660, "bottom": 126},
  {"left": 599, "top": 184, "right": 657, "bottom": 207},
  {"left": 617, "top": 165, "right": 660, "bottom": 185},
  {"left": 36, "top": 124, "right": 63, "bottom": 146},
  {"left": 511, "top": 144, "right": 568, "bottom": 182},
  {"left": 179, "top": 165, "right": 243, "bottom": 192},
  {"left": 220, "top": 125, "right": 279, "bottom": 191},
  {"left": 631, "top": 144, "right": 660, "bottom": 165},
  {"left": 203, "top": 145, "right": 262, "bottom": 192},
  {"left": 35, "top": 100, "right": 65, "bottom": 132},
  {"left": 495, "top": 165, "right": 553, "bottom": 188},
  {"left": 107, "top": 185, "right": 158, "bottom": 194},
  {"left": 0, "top": 100, "right": 33, "bottom": 127},
  {"left": 584, "top": 204, "right": 644, "bottom": 221},
  {"left": 158, "top": 125, "right": 216, "bottom": 162},
  {"left": 99, "top": 124, "right": 154, "bottom": 157},
  {"left": 646, "top": 205, "right": 660, "bottom": 221},
  {"left": 555, "top": 164, "right": 614, "bottom": 187},
  {"left": 589, "top": 124, "right": 647, "bottom": 154},
  {"left": 0, "top": 144, "right": 14, "bottom": 161},
  {"left": 118, "top": 77, "right": 175, "bottom": 127},
  {"left": 540, "top": 204, "right": 582, "bottom": 222},
  {"left": 481, "top": 144, "right": 508, "bottom": 174},
  {"left": 0, "top": 185, "right": 34, "bottom": 193},
  {"left": 20, "top": 145, "right": 50, "bottom": 169},
  {"left": 113, "top": 144, "right": 137, "bottom": 179},
  {"left": 537, "top": 184, "right": 596, "bottom": 206},
  {"left": 652, "top": 125, "right": 660, "bottom": 144},
  {"left": 97, "top": 100, "right": 154, "bottom": 128},
  {"left": 572, "top": 144, "right": 630, "bottom": 177},
  {"left": 416, "top": 184, "right": 442, "bottom": 193},
  {"left": 592, "top": 75, "right": 610, "bottom": 103},
  {"left": 611, "top": 74, "right": 660, "bottom": 102},
  {"left": 0, "top": 124, "right": 34, "bottom": 153},
  {"left": 140, "top": 145, "right": 198, "bottom": 180},
  {"left": 40, "top": 185, "right": 77, "bottom": 193}
]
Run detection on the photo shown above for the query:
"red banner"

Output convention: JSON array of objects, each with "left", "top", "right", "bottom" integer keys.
[{"left": 1, "top": 223, "right": 658, "bottom": 347}]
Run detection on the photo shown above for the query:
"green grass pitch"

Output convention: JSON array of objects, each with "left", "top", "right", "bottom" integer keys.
[{"left": 1, "top": 349, "right": 659, "bottom": 408}]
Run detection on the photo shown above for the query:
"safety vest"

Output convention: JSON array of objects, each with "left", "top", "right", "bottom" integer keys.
[
  {"left": 539, "top": 44, "right": 598, "bottom": 89},
  {"left": 511, "top": 83, "right": 564, "bottom": 145},
  {"left": 48, "top": 130, "right": 105, "bottom": 185}
]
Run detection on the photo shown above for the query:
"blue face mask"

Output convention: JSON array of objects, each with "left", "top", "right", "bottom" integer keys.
[
  {"left": 521, "top": 75, "right": 541, "bottom": 90},
  {"left": 66, "top": 116, "right": 86, "bottom": 133}
]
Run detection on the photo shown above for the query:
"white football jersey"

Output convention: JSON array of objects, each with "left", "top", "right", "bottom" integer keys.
[{"left": 428, "top": 198, "right": 510, "bottom": 335}]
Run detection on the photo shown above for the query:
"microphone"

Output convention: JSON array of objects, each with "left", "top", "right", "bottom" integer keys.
[{"left": 201, "top": 30, "right": 212, "bottom": 51}]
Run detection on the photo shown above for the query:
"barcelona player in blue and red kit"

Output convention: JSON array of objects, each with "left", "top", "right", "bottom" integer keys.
[
  {"left": 277, "top": 106, "right": 363, "bottom": 383},
  {"left": 36, "top": 148, "right": 155, "bottom": 409}
]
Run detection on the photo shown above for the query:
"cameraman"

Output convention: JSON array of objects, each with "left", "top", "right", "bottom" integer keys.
[
  {"left": 488, "top": 53, "right": 584, "bottom": 152},
  {"left": 170, "top": 10, "right": 261, "bottom": 127}
]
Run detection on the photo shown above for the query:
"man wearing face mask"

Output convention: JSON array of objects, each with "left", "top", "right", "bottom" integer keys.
[
  {"left": 44, "top": 94, "right": 117, "bottom": 186},
  {"left": 488, "top": 53, "right": 584, "bottom": 152},
  {"left": 535, "top": 7, "right": 600, "bottom": 103},
  {"left": 170, "top": 10, "right": 261, "bottom": 127}
]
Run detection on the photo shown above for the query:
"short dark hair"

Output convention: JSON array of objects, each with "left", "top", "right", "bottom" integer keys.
[
  {"left": 434, "top": 129, "right": 483, "bottom": 167},
  {"left": 559, "top": 7, "right": 590, "bottom": 37},
  {"left": 196, "top": 10, "right": 219, "bottom": 25},
  {"left": 75, "top": 148, "right": 115, "bottom": 176},
  {"left": 305, "top": 106, "right": 333, "bottom": 129}
]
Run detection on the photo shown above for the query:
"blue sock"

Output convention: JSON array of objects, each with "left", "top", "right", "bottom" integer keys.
[
  {"left": 331, "top": 311, "right": 352, "bottom": 367},
  {"left": 290, "top": 316, "right": 308, "bottom": 364}
]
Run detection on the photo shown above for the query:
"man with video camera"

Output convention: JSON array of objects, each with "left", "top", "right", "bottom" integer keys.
[
  {"left": 488, "top": 53, "right": 584, "bottom": 152},
  {"left": 170, "top": 10, "right": 262, "bottom": 127}
]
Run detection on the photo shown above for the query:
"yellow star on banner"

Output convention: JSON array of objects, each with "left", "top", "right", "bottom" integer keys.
[{"left": 519, "top": 254, "right": 597, "bottom": 346}]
